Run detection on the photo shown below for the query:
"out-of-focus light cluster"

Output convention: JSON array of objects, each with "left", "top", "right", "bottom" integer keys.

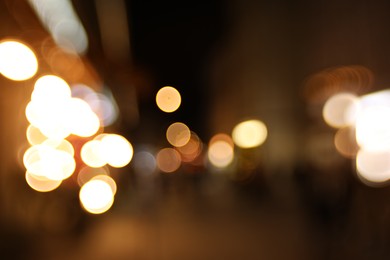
[
  {"left": 0, "top": 37, "right": 133, "bottom": 214},
  {"left": 156, "top": 121, "right": 202, "bottom": 173},
  {"left": 3, "top": 33, "right": 271, "bottom": 214},
  {"left": 81, "top": 134, "right": 134, "bottom": 168},
  {"left": 153, "top": 84, "right": 268, "bottom": 173},
  {"left": 22, "top": 74, "right": 133, "bottom": 213},
  {"left": 71, "top": 84, "right": 119, "bottom": 127},
  {"left": 323, "top": 90, "right": 390, "bottom": 186},
  {"left": 25, "top": 75, "right": 100, "bottom": 139},
  {"left": 206, "top": 119, "right": 267, "bottom": 169},
  {"left": 152, "top": 86, "right": 206, "bottom": 173}
]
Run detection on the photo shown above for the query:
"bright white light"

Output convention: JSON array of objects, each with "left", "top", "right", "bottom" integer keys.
[
  {"left": 80, "top": 140, "right": 106, "bottom": 168},
  {"left": 356, "top": 105, "right": 390, "bottom": 152},
  {"left": 42, "top": 139, "right": 74, "bottom": 156},
  {"left": 360, "top": 89, "right": 390, "bottom": 108},
  {"left": 26, "top": 100, "right": 71, "bottom": 140},
  {"left": 322, "top": 93, "right": 360, "bottom": 128},
  {"left": 232, "top": 119, "right": 267, "bottom": 148},
  {"left": 91, "top": 175, "right": 117, "bottom": 195},
  {"left": 26, "top": 75, "right": 74, "bottom": 140},
  {"left": 99, "top": 134, "right": 133, "bottom": 168},
  {"left": 23, "top": 144, "right": 76, "bottom": 181},
  {"left": 356, "top": 149, "right": 390, "bottom": 184},
  {"left": 0, "top": 40, "right": 38, "bottom": 81},
  {"left": 66, "top": 98, "right": 100, "bottom": 137},
  {"left": 79, "top": 179, "right": 114, "bottom": 214},
  {"left": 32, "top": 75, "right": 71, "bottom": 103},
  {"left": 27, "top": 78, "right": 101, "bottom": 139}
]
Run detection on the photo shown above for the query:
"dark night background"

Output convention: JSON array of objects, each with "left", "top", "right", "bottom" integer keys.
[{"left": 1, "top": 0, "right": 390, "bottom": 259}]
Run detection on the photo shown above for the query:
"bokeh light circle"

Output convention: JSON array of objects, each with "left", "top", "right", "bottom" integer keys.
[
  {"left": 0, "top": 40, "right": 38, "bottom": 81},
  {"left": 232, "top": 119, "right": 267, "bottom": 148},
  {"left": 99, "top": 134, "right": 133, "bottom": 168},
  {"left": 156, "top": 86, "right": 181, "bottom": 113},
  {"left": 166, "top": 122, "right": 191, "bottom": 147},
  {"left": 322, "top": 92, "right": 360, "bottom": 128},
  {"left": 208, "top": 140, "right": 234, "bottom": 168},
  {"left": 156, "top": 148, "right": 181, "bottom": 173},
  {"left": 79, "top": 179, "right": 114, "bottom": 214}
]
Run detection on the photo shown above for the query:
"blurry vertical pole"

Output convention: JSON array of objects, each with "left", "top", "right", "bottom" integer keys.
[
  {"left": 95, "top": 0, "right": 131, "bottom": 63},
  {"left": 27, "top": 0, "right": 89, "bottom": 54},
  {"left": 209, "top": 0, "right": 298, "bottom": 175},
  {"left": 95, "top": 0, "right": 139, "bottom": 128},
  {"left": 0, "top": 0, "right": 42, "bottom": 225}
]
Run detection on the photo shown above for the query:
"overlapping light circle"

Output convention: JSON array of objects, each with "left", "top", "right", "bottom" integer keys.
[
  {"left": 80, "top": 134, "right": 134, "bottom": 168},
  {"left": 79, "top": 179, "right": 115, "bottom": 214},
  {"left": 208, "top": 134, "right": 234, "bottom": 168}
]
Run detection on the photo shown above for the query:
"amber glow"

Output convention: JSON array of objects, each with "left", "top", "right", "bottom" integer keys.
[
  {"left": 0, "top": 40, "right": 38, "bottom": 81},
  {"left": 210, "top": 133, "right": 234, "bottom": 147},
  {"left": 156, "top": 86, "right": 181, "bottom": 113},
  {"left": 208, "top": 140, "right": 234, "bottom": 168},
  {"left": 156, "top": 148, "right": 181, "bottom": 173},
  {"left": 25, "top": 171, "right": 62, "bottom": 192},
  {"left": 77, "top": 166, "right": 110, "bottom": 187},
  {"left": 176, "top": 132, "right": 202, "bottom": 162},
  {"left": 334, "top": 127, "right": 359, "bottom": 158},
  {"left": 356, "top": 149, "right": 390, "bottom": 184},
  {"left": 232, "top": 119, "right": 267, "bottom": 148}
]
